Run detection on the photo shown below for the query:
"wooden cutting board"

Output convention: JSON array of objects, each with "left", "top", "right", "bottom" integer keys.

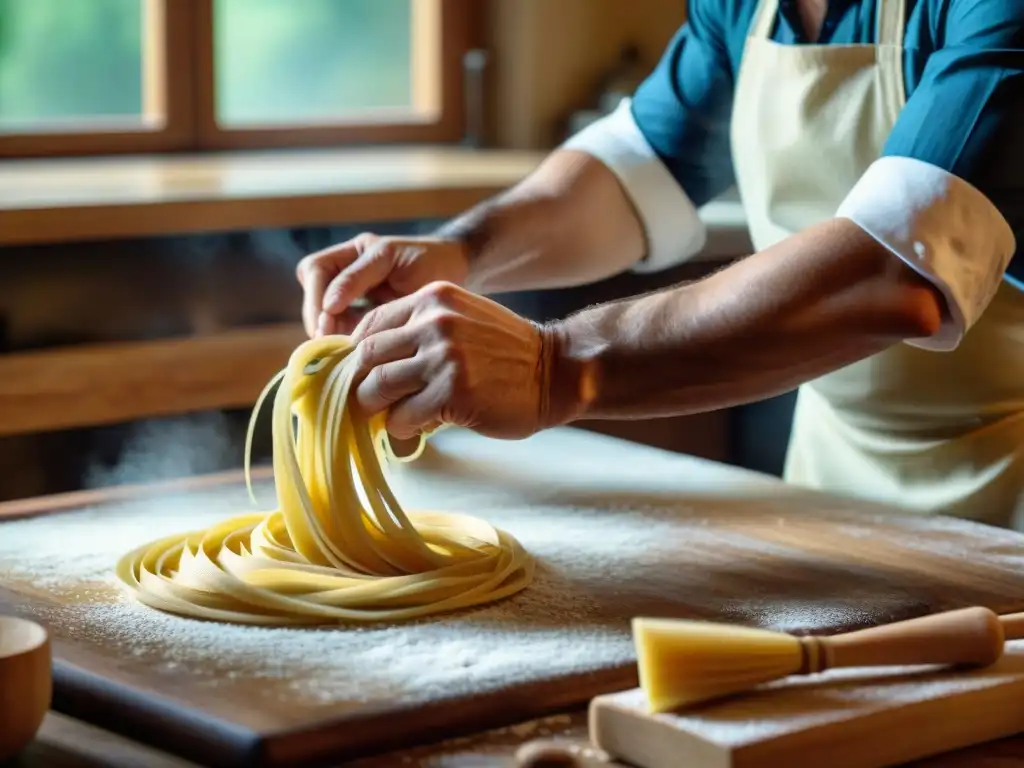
[
  {"left": 3, "top": 428, "right": 1024, "bottom": 767},
  {"left": 591, "top": 642, "right": 1024, "bottom": 768}
]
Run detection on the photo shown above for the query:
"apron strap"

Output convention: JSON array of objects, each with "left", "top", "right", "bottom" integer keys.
[
  {"left": 875, "top": 0, "right": 908, "bottom": 121},
  {"left": 748, "top": 0, "right": 780, "bottom": 40},
  {"left": 876, "top": 0, "right": 908, "bottom": 47}
]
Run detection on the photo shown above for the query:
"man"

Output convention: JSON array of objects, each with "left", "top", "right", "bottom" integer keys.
[{"left": 297, "top": 0, "right": 1023, "bottom": 527}]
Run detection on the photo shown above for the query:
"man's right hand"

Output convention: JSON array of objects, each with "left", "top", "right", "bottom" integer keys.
[{"left": 296, "top": 233, "right": 470, "bottom": 337}]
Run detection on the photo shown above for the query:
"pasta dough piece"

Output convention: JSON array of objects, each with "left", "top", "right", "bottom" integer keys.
[{"left": 115, "top": 336, "right": 534, "bottom": 625}]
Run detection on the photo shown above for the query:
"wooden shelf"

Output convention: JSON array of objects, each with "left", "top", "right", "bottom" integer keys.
[
  {"left": 0, "top": 146, "right": 544, "bottom": 246},
  {"left": 0, "top": 324, "right": 307, "bottom": 437},
  {"left": 0, "top": 145, "right": 751, "bottom": 259}
]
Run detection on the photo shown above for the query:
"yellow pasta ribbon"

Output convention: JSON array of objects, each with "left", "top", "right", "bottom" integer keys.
[{"left": 115, "top": 336, "right": 534, "bottom": 624}]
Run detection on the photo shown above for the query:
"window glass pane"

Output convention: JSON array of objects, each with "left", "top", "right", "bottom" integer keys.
[
  {"left": 214, "top": 0, "right": 414, "bottom": 126},
  {"left": 0, "top": 0, "right": 144, "bottom": 129}
]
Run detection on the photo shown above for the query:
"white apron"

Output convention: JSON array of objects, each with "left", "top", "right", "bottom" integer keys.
[{"left": 730, "top": 0, "right": 1024, "bottom": 528}]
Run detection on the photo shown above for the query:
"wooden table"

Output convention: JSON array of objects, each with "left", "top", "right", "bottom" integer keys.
[
  {"left": 7, "top": 426, "right": 1024, "bottom": 767},
  {"left": 14, "top": 709, "right": 1024, "bottom": 767}
]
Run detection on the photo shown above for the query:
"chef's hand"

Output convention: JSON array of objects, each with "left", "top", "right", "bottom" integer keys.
[
  {"left": 351, "top": 281, "right": 551, "bottom": 440},
  {"left": 296, "top": 234, "right": 470, "bottom": 338}
]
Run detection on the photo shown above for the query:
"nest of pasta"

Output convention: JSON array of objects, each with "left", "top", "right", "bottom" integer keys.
[{"left": 116, "top": 337, "right": 534, "bottom": 625}]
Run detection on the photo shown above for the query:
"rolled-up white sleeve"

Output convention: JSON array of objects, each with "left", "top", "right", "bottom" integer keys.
[
  {"left": 836, "top": 156, "right": 1016, "bottom": 352},
  {"left": 561, "top": 99, "right": 708, "bottom": 274}
]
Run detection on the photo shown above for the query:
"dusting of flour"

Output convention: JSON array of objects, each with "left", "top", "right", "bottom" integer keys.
[
  {"left": 0, "top": 482, "right": 643, "bottom": 708},
  {"left": 6, "top": 426, "right": 1024, "bottom": 717}
]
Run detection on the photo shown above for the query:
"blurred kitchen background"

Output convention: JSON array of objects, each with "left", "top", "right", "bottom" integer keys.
[{"left": 0, "top": 0, "right": 795, "bottom": 502}]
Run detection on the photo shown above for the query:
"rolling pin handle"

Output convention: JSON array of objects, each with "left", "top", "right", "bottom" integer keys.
[
  {"left": 807, "top": 606, "right": 1005, "bottom": 673},
  {"left": 796, "top": 635, "right": 828, "bottom": 674},
  {"left": 999, "top": 611, "right": 1024, "bottom": 641}
]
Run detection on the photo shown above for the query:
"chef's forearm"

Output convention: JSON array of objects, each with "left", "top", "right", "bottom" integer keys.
[
  {"left": 543, "top": 218, "right": 945, "bottom": 424},
  {"left": 436, "top": 150, "right": 646, "bottom": 295}
]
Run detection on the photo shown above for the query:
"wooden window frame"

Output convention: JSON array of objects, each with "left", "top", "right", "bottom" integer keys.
[
  {"left": 0, "top": 0, "right": 479, "bottom": 159},
  {"left": 0, "top": 0, "right": 197, "bottom": 157}
]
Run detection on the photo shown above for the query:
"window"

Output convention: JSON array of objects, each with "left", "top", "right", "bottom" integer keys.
[
  {"left": 0, "top": 0, "right": 192, "bottom": 154},
  {"left": 0, "top": 0, "right": 477, "bottom": 157},
  {"left": 0, "top": 0, "right": 144, "bottom": 128},
  {"left": 214, "top": 0, "right": 417, "bottom": 125}
]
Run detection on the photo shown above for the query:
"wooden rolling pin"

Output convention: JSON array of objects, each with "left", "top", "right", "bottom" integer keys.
[{"left": 1001, "top": 610, "right": 1024, "bottom": 639}]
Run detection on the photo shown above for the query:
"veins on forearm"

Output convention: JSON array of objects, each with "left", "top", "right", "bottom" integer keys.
[
  {"left": 436, "top": 150, "right": 648, "bottom": 295},
  {"left": 433, "top": 191, "right": 557, "bottom": 294},
  {"left": 550, "top": 219, "right": 944, "bottom": 422}
]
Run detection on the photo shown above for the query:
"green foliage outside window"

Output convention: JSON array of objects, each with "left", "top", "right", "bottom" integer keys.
[{"left": 0, "top": 0, "right": 412, "bottom": 128}]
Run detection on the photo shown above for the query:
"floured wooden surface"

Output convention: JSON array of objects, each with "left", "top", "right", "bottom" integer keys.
[
  {"left": 3, "top": 428, "right": 1024, "bottom": 765},
  {"left": 0, "top": 490, "right": 634, "bottom": 711}
]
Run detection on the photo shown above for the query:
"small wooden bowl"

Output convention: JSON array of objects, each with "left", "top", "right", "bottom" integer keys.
[{"left": 0, "top": 617, "right": 51, "bottom": 761}]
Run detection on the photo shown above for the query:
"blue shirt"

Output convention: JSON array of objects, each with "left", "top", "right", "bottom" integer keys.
[{"left": 630, "top": 0, "right": 1024, "bottom": 285}]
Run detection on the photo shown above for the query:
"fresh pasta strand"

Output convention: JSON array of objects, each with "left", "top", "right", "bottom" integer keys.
[{"left": 114, "top": 336, "right": 535, "bottom": 625}]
